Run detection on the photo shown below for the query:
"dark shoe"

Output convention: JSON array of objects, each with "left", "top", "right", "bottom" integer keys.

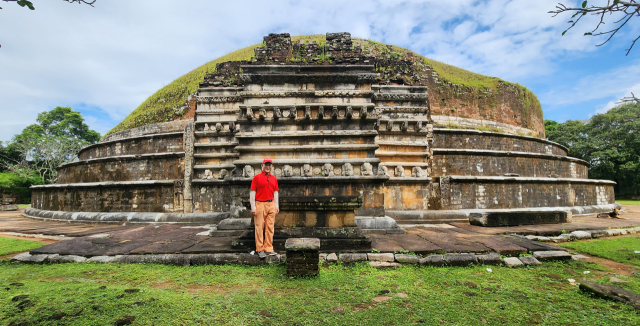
[
  {"left": 258, "top": 251, "right": 266, "bottom": 259},
  {"left": 266, "top": 251, "right": 277, "bottom": 256}
]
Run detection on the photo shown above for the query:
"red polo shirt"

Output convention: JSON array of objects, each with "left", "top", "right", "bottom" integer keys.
[{"left": 251, "top": 172, "right": 279, "bottom": 201}]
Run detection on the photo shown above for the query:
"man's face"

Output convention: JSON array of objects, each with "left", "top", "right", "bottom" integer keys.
[{"left": 262, "top": 162, "right": 273, "bottom": 174}]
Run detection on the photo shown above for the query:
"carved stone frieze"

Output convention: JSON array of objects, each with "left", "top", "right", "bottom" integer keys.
[
  {"left": 196, "top": 96, "right": 243, "bottom": 103},
  {"left": 372, "top": 93, "right": 429, "bottom": 101}
]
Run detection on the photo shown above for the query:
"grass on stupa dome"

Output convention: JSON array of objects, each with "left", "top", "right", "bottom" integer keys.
[{"left": 105, "top": 34, "right": 539, "bottom": 138}]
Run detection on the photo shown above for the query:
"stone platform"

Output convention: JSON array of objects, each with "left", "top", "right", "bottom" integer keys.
[{"left": 2, "top": 206, "right": 639, "bottom": 258}]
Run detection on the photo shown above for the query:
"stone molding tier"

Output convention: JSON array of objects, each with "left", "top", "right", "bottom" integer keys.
[
  {"left": 433, "top": 128, "right": 568, "bottom": 152},
  {"left": 81, "top": 132, "right": 183, "bottom": 156},
  {"left": 445, "top": 176, "right": 615, "bottom": 184},
  {"left": 22, "top": 207, "right": 229, "bottom": 224},
  {"left": 432, "top": 116, "right": 542, "bottom": 138},
  {"left": 432, "top": 149, "right": 588, "bottom": 165},
  {"left": 31, "top": 180, "right": 179, "bottom": 189},
  {"left": 101, "top": 121, "right": 191, "bottom": 143},
  {"left": 58, "top": 152, "right": 185, "bottom": 169}
]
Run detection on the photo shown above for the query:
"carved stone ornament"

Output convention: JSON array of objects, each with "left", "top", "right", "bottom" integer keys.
[
  {"left": 412, "top": 166, "right": 423, "bottom": 177},
  {"left": 218, "top": 169, "right": 229, "bottom": 180},
  {"left": 204, "top": 123, "right": 210, "bottom": 131},
  {"left": 401, "top": 121, "right": 408, "bottom": 132},
  {"left": 345, "top": 106, "right": 353, "bottom": 118},
  {"left": 302, "top": 164, "right": 313, "bottom": 177},
  {"left": 377, "top": 165, "right": 389, "bottom": 177},
  {"left": 322, "top": 163, "right": 334, "bottom": 177},
  {"left": 283, "top": 165, "right": 293, "bottom": 177},
  {"left": 361, "top": 162, "right": 373, "bottom": 176},
  {"left": 395, "top": 166, "right": 405, "bottom": 177},
  {"left": 203, "top": 169, "right": 213, "bottom": 180},
  {"left": 342, "top": 163, "right": 354, "bottom": 176},
  {"left": 259, "top": 107, "right": 266, "bottom": 119},
  {"left": 318, "top": 106, "right": 324, "bottom": 119},
  {"left": 243, "top": 165, "right": 254, "bottom": 178},
  {"left": 331, "top": 106, "right": 338, "bottom": 118},
  {"left": 374, "top": 120, "right": 380, "bottom": 130},
  {"left": 387, "top": 121, "right": 393, "bottom": 131},
  {"left": 246, "top": 107, "right": 253, "bottom": 120},
  {"left": 274, "top": 107, "right": 282, "bottom": 119},
  {"left": 229, "top": 121, "right": 236, "bottom": 132},
  {"left": 215, "top": 122, "right": 223, "bottom": 131},
  {"left": 305, "top": 106, "right": 311, "bottom": 119},
  {"left": 290, "top": 106, "right": 297, "bottom": 119},
  {"left": 360, "top": 107, "right": 368, "bottom": 118},
  {"left": 415, "top": 121, "right": 423, "bottom": 132}
]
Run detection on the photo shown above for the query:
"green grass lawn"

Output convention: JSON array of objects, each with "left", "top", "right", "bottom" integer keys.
[
  {"left": 17, "top": 204, "right": 30, "bottom": 208},
  {"left": 0, "top": 236, "right": 43, "bottom": 257},
  {"left": 617, "top": 200, "right": 640, "bottom": 205},
  {"left": 1, "top": 259, "right": 638, "bottom": 325},
  {"left": 560, "top": 235, "right": 640, "bottom": 267}
]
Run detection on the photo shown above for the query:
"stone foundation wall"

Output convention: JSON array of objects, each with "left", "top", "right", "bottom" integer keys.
[
  {"left": 57, "top": 155, "right": 185, "bottom": 183},
  {"left": 383, "top": 181, "right": 431, "bottom": 211},
  {"left": 432, "top": 129, "right": 567, "bottom": 156},
  {"left": 101, "top": 121, "right": 190, "bottom": 143},
  {"left": 31, "top": 182, "right": 178, "bottom": 212},
  {"left": 432, "top": 151, "right": 588, "bottom": 178},
  {"left": 440, "top": 177, "right": 616, "bottom": 210},
  {"left": 79, "top": 133, "right": 183, "bottom": 160}
]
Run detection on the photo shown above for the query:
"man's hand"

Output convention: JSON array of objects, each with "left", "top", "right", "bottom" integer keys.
[
  {"left": 251, "top": 209, "right": 256, "bottom": 216},
  {"left": 275, "top": 207, "right": 280, "bottom": 215}
]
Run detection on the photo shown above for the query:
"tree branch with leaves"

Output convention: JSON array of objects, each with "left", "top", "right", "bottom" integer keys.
[
  {"left": 0, "top": 0, "right": 96, "bottom": 10},
  {"left": 550, "top": 0, "right": 640, "bottom": 55}
]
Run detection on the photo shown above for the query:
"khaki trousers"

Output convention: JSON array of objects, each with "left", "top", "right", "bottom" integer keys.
[{"left": 254, "top": 201, "right": 276, "bottom": 252}]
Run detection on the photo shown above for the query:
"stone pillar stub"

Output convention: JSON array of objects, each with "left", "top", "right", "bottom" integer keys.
[{"left": 183, "top": 122, "right": 195, "bottom": 213}]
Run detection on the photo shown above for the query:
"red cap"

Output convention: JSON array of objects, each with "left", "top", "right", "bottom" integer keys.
[{"left": 262, "top": 157, "right": 273, "bottom": 164}]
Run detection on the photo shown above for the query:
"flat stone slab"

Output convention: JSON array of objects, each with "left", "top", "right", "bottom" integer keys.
[
  {"left": 518, "top": 256, "right": 541, "bottom": 266},
  {"left": 394, "top": 254, "right": 419, "bottom": 264},
  {"left": 409, "top": 228, "right": 489, "bottom": 253},
  {"left": 190, "top": 253, "right": 239, "bottom": 265},
  {"left": 285, "top": 238, "right": 320, "bottom": 251},
  {"left": 419, "top": 255, "right": 445, "bottom": 267},
  {"left": 338, "top": 253, "right": 367, "bottom": 262},
  {"left": 367, "top": 253, "right": 394, "bottom": 262},
  {"left": 467, "top": 236, "right": 527, "bottom": 256},
  {"left": 580, "top": 281, "right": 640, "bottom": 310},
  {"left": 444, "top": 253, "right": 477, "bottom": 266},
  {"left": 500, "top": 235, "right": 567, "bottom": 253},
  {"left": 369, "top": 235, "right": 405, "bottom": 252},
  {"left": 503, "top": 257, "right": 524, "bottom": 267},
  {"left": 180, "top": 237, "right": 234, "bottom": 254},
  {"left": 386, "top": 233, "right": 442, "bottom": 254},
  {"left": 238, "top": 253, "right": 280, "bottom": 265},
  {"left": 570, "top": 231, "right": 592, "bottom": 239},
  {"left": 469, "top": 211, "right": 571, "bottom": 227},
  {"left": 217, "top": 218, "right": 252, "bottom": 230},
  {"left": 476, "top": 253, "right": 503, "bottom": 265},
  {"left": 532, "top": 250, "right": 572, "bottom": 261},
  {"left": 369, "top": 261, "right": 400, "bottom": 268}
]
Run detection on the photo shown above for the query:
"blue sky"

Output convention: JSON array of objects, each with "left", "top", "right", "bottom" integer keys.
[{"left": 0, "top": 0, "right": 638, "bottom": 141}]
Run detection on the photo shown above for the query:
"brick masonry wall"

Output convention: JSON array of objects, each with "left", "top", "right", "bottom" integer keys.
[
  {"left": 79, "top": 135, "right": 183, "bottom": 160},
  {"left": 432, "top": 130, "right": 567, "bottom": 156},
  {"left": 57, "top": 156, "right": 185, "bottom": 184},
  {"left": 31, "top": 185, "right": 176, "bottom": 212},
  {"left": 432, "top": 154, "right": 588, "bottom": 178},
  {"left": 442, "top": 180, "right": 616, "bottom": 210}
]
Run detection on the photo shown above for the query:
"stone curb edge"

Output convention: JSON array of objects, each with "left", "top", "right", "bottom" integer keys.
[{"left": 523, "top": 226, "right": 640, "bottom": 243}]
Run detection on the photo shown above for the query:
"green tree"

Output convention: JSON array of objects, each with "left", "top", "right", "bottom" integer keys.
[
  {"left": 0, "top": 106, "right": 100, "bottom": 183},
  {"left": 547, "top": 103, "right": 640, "bottom": 197},
  {"left": 544, "top": 120, "right": 559, "bottom": 135}
]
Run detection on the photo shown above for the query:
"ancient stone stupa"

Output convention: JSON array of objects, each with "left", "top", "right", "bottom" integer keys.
[{"left": 27, "top": 33, "right": 618, "bottom": 235}]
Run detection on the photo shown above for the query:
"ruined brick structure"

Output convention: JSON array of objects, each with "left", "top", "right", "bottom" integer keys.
[{"left": 28, "top": 33, "right": 618, "bottom": 225}]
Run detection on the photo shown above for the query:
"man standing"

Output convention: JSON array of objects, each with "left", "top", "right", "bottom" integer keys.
[{"left": 250, "top": 158, "right": 280, "bottom": 259}]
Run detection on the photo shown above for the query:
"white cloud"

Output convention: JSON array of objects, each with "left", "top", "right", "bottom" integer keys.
[{"left": 0, "top": 0, "right": 632, "bottom": 141}]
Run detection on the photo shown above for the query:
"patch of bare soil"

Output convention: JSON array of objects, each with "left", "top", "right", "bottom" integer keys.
[
  {"left": 0, "top": 234, "right": 59, "bottom": 245},
  {"left": 587, "top": 256, "right": 637, "bottom": 277},
  {"left": 0, "top": 251, "right": 28, "bottom": 260}
]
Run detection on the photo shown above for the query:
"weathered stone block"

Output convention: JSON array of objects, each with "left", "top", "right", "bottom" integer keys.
[
  {"left": 369, "top": 261, "right": 400, "bottom": 268},
  {"left": 190, "top": 253, "right": 239, "bottom": 265},
  {"left": 326, "top": 253, "right": 338, "bottom": 262},
  {"left": 239, "top": 253, "right": 280, "bottom": 265},
  {"left": 532, "top": 250, "right": 572, "bottom": 261},
  {"left": 476, "top": 253, "right": 503, "bottom": 266},
  {"left": 444, "top": 254, "right": 477, "bottom": 266},
  {"left": 338, "top": 253, "right": 367, "bottom": 262},
  {"left": 518, "top": 256, "right": 541, "bottom": 266},
  {"left": 395, "top": 254, "right": 419, "bottom": 264},
  {"left": 503, "top": 257, "right": 523, "bottom": 267},
  {"left": 419, "top": 255, "right": 445, "bottom": 267},
  {"left": 50, "top": 255, "right": 88, "bottom": 263},
  {"left": 217, "top": 218, "right": 251, "bottom": 230},
  {"left": 469, "top": 210, "right": 571, "bottom": 227},
  {"left": 570, "top": 231, "right": 592, "bottom": 240},
  {"left": 285, "top": 238, "right": 320, "bottom": 251},
  {"left": 367, "top": 253, "right": 394, "bottom": 262},
  {"left": 86, "top": 256, "right": 115, "bottom": 263}
]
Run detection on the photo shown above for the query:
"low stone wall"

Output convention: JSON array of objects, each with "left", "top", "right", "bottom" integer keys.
[
  {"left": 79, "top": 132, "right": 183, "bottom": 160},
  {"left": 439, "top": 176, "right": 616, "bottom": 210},
  {"left": 101, "top": 120, "right": 190, "bottom": 143},
  {"left": 432, "top": 128, "right": 567, "bottom": 155},
  {"left": 31, "top": 181, "right": 180, "bottom": 212},
  {"left": 432, "top": 150, "right": 588, "bottom": 178},
  {"left": 22, "top": 207, "right": 228, "bottom": 224},
  {"left": 431, "top": 116, "right": 544, "bottom": 138},
  {"left": 57, "top": 154, "right": 185, "bottom": 183}
]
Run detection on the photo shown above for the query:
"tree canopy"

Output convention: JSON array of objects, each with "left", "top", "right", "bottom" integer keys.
[
  {"left": 1, "top": 106, "right": 100, "bottom": 184},
  {"left": 546, "top": 102, "right": 640, "bottom": 197}
]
